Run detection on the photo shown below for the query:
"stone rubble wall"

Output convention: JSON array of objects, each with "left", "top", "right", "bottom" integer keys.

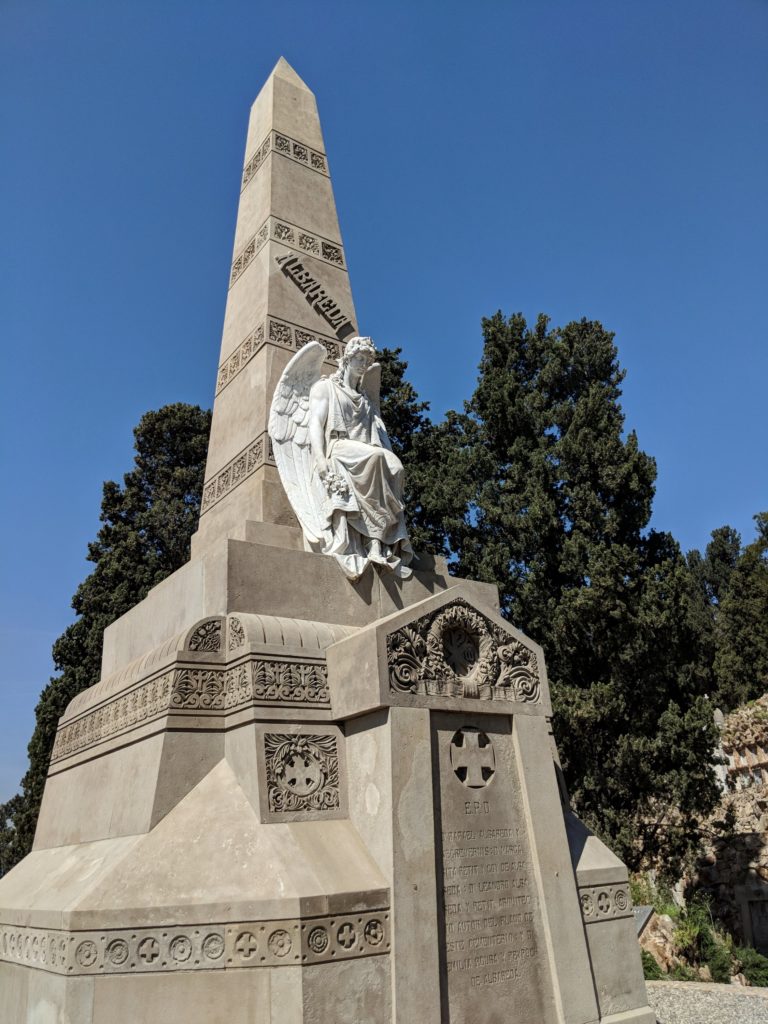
[{"left": 696, "top": 697, "right": 768, "bottom": 943}]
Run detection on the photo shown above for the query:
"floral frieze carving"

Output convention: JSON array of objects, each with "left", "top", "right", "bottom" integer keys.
[
  {"left": 264, "top": 733, "right": 340, "bottom": 813},
  {"left": 51, "top": 659, "right": 331, "bottom": 763},
  {"left": 187, "top": 620, "right": 222, "bottom": 652},
  {"left": 200, "top": 432, "right": 273, "bottom": 514},
  {"left": 386, "top": 598, "right": 541, "bottom": 703}
]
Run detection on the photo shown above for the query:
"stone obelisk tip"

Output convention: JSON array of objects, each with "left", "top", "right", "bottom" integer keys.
[{"left": 268, "top": 56, "right": 313, "bottom": 92}]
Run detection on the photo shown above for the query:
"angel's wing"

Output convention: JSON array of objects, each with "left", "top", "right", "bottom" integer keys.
[
  {"left": 361, "top": 361, "right": 381, "bottom": 414},
  {"left": 268, "top": 342, "right": 327, "bottom": 543}
]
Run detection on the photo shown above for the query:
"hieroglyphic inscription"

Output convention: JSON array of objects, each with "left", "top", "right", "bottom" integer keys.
[{"left": 434, "top": 715, "right": 557, "bottom": 1024}]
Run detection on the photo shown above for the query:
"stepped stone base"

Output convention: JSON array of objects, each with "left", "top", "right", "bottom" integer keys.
[{"left": 0, "top": 532, "right": 655, "bottom": 1023}]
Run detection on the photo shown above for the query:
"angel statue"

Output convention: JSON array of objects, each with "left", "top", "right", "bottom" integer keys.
[{"left": 269, "top": 336, "right": 414, "bottom": 581}]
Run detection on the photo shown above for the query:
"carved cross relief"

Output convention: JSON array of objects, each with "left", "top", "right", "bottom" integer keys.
[{"left": 449, "top": 727, "right": 496, "bottom": 789}]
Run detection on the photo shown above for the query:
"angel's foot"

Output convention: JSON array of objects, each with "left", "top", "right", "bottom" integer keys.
[{"left": 367, "top": 539, "right": 390, "bottom": 566}]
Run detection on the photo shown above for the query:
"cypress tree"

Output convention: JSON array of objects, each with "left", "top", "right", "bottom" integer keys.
[
  {"left": 714, "top": 513, "right": 768, "bottom": 709},
  {"left": 0, "top": 403, "right": 211, "bottom": 872},
  {"left": 430, "top": 312, "right": 720, "bottom": 874}
]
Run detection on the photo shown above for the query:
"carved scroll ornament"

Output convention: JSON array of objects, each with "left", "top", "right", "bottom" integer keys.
[{"left": 387, "top": 598, "right": 541, "bottom": 704}]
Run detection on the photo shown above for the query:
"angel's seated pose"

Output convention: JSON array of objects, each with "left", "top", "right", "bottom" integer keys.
[{"left": 269, "top": 336, "right": 413, "bottom": 581}]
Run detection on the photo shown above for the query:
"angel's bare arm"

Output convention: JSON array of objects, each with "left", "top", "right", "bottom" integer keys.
[{"left": 308, "top": 382, "right": 330, "bottom": 479}]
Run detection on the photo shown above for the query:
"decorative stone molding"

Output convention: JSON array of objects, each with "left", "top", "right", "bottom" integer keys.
[
  {"left": 241, "top": 130, "right": 329, "bottom": 191},
  {"left": 264, "top": 733, "right": 340, "bottom": 813},
  {"left": 200, "top": 431, "right": 274, "bottom": 514},
  {"left": 229, "top": 617, "right": 245, "bottom": 651},
  {"left": 578, "top": 883, "right": 632, "bottom": 923},
  {"left": 187, "top": 620, "right": 222, "bottom": 652},
  {"left": 51, "top": 671, "right": 175, "bottom": 762},
  {"left": 215, "top": 318, "right": 345, "bottom": 398},
  {"left": 215, "top": 323, "right": 265, "bottom": 394},
  {"left": 230, "top": 216, "right": 346, "bottom": 287},
  {"left": 386, "top": 598, "right": 541, "bottom": 704},
  {"left": 50, "top": 659, "right": 331, "bottom": 763},
  {"left": 0, "top": 909, "right": 389, "bottom": 977}
]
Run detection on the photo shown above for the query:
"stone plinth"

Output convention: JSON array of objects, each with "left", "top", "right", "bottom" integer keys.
[{"left": 0, "top": 564, "right": 655, "bottom": 1023}]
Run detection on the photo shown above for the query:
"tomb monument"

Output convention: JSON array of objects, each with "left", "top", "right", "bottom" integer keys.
[{"left": 0, "top": 58, "right": 655, "bottom": 1024}]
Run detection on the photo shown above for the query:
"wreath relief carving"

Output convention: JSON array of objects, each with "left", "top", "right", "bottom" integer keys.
[
  {"left": 387, "top": 598, "right": 541, "bottom": 704},
  {"left": 264, "top": 734, "right": 340, "bottom": 813}
]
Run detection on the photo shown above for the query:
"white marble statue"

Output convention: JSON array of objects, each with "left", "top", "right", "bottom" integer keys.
[{"left": 269, "top": 336, "right": 413, "bottom": 581}]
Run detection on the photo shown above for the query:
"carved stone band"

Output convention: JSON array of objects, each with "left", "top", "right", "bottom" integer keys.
[
  {"left": 578, "top": 883, "right": 633, "bottom": 923},
  {"left": 230, "top": 215, "right": 346, "bottom": 287},
  {"left": 50, "top": 658, "right": 331, "bottom": 764},
  {"left": 200, "top": 431, "right": 274, "bottom": 514},
  {"left": 241, "top": 129, "right": 329, "bottom": 191},
  {"left": 215, "top": 317, "right": 345, "bottom": 397},
  {"left": 0, "top": 910, "right": 389, "bottom": 977}
]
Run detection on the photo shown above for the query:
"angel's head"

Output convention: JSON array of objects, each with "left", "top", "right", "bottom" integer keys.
[{"left": 333, "top": 336, "right": 377, "bottom": 383}]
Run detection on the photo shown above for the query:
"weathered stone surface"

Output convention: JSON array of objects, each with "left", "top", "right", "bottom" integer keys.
[{"left": 433, "top": 713, "right": 557, "bottom": 1023}]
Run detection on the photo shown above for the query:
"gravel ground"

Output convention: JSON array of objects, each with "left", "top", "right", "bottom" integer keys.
[{"left": 646, "top": 980, "right": 768, "bottom": 1024}]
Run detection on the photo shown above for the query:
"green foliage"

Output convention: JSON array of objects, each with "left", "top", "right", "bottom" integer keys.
[
  {"left": 713, "top": 513, "right": 768, "bottom": 709},
  {"left": 641, "top": 949, "right": 664, "bottom": 980},
  {"left": 734, "top": 945, "right": 768, "bottom": 987},
  {"left": 669, "top": 963, "right": 698, "bottom": 981},
  {"left": 376, "top": 347, "right": 442, "bottom": 555},
  {"left": 629, "top": 874, "right": 655, "bottom": 908},
  {"left": 420, "top": 312, "right": 720, "bottom": 875},
  {"left": 673, "top": 894, "right": 732, "bottom": 984},
  {"left": 0, "top": 404, "right": 211, "bottom": 874},
  {"left": 629, "top": 874, "right": 679, "bottom": 918}
]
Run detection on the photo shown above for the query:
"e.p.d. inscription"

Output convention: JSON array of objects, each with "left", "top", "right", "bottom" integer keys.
[{"left": 433, "top": 714, "right": 557, "bottom": 1024}]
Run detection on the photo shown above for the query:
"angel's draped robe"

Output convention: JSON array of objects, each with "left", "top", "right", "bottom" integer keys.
[{"left": 310, "top": 376, "right": 412, "bottom": 576}]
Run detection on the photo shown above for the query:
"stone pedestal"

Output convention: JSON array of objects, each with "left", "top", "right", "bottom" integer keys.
[{"left": 0, "top": 549, "right": 654, "bottom": 1023}]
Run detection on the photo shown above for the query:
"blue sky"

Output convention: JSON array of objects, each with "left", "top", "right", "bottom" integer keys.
[{"left": 1, "top": 0, "right": 766, "bottom": 802}]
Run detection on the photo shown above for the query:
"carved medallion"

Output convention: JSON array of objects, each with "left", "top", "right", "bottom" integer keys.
[
  {"left": 363, "top": 920, "right": 384, "bottom": 946},
  {"left": 264, "top": 734, "right": 340, "bottom": 813},
  {"left": 169, "top": 935, "right": 192, "bottom": 962},
  {"left": 75, "top": 940, "right": 98, "bottom": 967},
  {"left": 202, "top": 933, "right": 225, "bottom": 960},
  {"left": 106, "top": 939, "right": 129, "bottom": 965},
  {"left": 267, "top": 929, "right": 292, "bottom": 957},
  {"left": 307, "top": 926, "right": 329, "bottom": 953}
]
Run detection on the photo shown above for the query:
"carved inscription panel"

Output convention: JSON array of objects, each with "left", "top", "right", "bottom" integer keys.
[{"left": 432, "top": 713, "right": 557, "bottom": 1024}]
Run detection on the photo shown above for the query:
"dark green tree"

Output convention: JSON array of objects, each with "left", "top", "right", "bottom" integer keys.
[
  {"left": 426, "top": 312, "right": 720, "bottom": 874},
  {"left": 714, "top": 513, "right": 768, "bottom": 709},
  {"left": 0, "top": 404, "right": 211, "bottom": 872},
  {"left": 685, "top": 525, "right": 743, "bottom": 701},
  {"left": 377, "top": 346, "right": 450, "bottom": 555}
]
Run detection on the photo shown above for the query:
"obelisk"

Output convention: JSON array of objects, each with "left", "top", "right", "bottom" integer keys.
[{"left": 194, "top": 58, "right": 358, "bottom": 555}]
